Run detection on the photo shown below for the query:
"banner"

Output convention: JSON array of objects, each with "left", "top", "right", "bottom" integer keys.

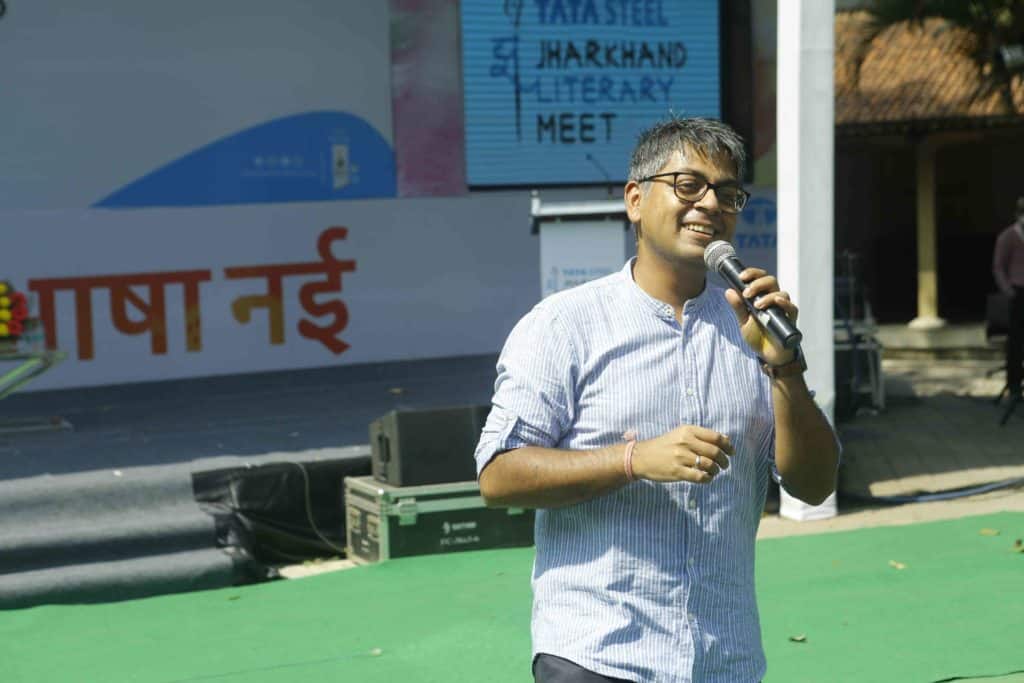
[
  {"left": 3, "top": 196, "right": 537, "bottom": 390},
  {"left": 0, "top": 0, "right": 396, "bottom": 209},
  {"left": 733, "top": 187, "right": 778, "bottom": 272}
]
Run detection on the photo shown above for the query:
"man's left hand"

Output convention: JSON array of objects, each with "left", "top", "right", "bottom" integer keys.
[{"left": 723, "top": 267, "right": 799, "bottom": 367}]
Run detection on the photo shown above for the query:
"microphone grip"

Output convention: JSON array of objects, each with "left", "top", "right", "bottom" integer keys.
[{"left": 718, "top": 257, "right": 803, "bottom": 350}]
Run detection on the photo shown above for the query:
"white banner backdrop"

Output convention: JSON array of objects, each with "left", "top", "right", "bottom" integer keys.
[
  {"left": 0, "top": 0, "right": 394, "bottom": 208},
  {"left": 4, "top": 194, "right": 538, "bottom": 390}
]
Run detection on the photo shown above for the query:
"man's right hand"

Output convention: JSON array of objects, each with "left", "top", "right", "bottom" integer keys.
[{"left": 631, "top": 426, "right": 734, "bottom": 483}]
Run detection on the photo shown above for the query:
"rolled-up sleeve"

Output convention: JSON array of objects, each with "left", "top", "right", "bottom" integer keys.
[{"left": 474, "top": 305, "right": 578, "bottom": 477}]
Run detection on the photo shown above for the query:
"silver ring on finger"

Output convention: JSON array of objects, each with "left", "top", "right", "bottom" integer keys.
[{"left": 694, "top": 455, "right": 702, "bottom": 469}]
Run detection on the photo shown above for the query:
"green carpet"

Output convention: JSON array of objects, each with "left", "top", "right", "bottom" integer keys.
[
  {"left": 1, "top": 512, "right": 1022, "bottom": 683},
  {"left": 757, "top": 512, "right": 1024, "bottom": 682}
]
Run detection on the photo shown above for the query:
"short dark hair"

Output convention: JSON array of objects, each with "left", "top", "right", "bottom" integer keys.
[{"left": 628, "top": 116, "right": 747, "bottom": 184}]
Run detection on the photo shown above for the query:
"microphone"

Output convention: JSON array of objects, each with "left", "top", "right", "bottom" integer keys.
[{"left": 704, "top": 240, "right": 803, "bottom": 350}]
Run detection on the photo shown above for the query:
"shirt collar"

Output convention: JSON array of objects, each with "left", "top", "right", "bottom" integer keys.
[{"left": 619, "top": 257, "right": 714, "bottom": 320}]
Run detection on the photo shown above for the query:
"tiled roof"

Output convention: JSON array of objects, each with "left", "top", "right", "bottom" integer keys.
[{"left": 835, "top": 11, "right": 1024, "bottom": 131}]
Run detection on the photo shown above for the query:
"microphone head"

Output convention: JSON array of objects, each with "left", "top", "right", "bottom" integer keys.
[{"left": 703, "top": 240, "right": 736, "bottom": 274}]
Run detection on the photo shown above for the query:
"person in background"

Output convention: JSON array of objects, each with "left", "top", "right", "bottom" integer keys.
[
  {"left": 993, "top": 197, "right": 1024, "bottom": 402},
  {"left": 474, "top": 116, "right": 840, "bottom": 683}
]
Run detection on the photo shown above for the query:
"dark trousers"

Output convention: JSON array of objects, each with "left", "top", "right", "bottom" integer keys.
[
  {"left": 533, "top": 654, "right": 635, "bottom": 683},
  {"left": 532, "top": 653, "right": 762, "bottom": 683},
  {"left": 1009, "top": 286, "right": 1024, "bottom": 395}
]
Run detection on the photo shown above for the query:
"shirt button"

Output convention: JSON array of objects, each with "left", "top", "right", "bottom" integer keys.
[
  {"left": 687, "top": 612, "right": 697, "bottom": 622},
  {"left": 685, "top": 388, "right": 695, "bottom": 397},
  {"left": 688, "top": 557, "right": 695, "bottom": 566},
  {"left": 687, "top": 498, "right": 698, "bottom": 510}
]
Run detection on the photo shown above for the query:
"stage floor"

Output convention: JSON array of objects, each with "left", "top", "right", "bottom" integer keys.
[
  {"left": 0, "top": 354, "right": 499, "bottom": 480},
  {"left": 0, "top": 355, "right": 503, "bottom": 608},
  {"left": 3, "top": 512, "right": 1022, "bottom": 683}
]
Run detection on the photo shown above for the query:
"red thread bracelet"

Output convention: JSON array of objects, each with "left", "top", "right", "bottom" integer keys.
[{"left": 623, "top": 430, "right": 638, "bottom": 482}]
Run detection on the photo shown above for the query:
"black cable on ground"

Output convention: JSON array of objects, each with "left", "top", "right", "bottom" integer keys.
[
  {"left": 933, "top": 668, "right": 1024, "bottom": 682},
  {"left": 840, "top": 476, "right": 1024, "bottom": 506}
]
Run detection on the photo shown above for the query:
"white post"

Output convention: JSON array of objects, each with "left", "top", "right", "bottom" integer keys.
[{"left": 776, "top": 0, "right": 838, "bottom": 520}]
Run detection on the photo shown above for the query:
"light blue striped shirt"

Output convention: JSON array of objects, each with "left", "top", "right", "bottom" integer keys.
[{"left": 475, "top": 259, "right": 790, "bottom": 683}]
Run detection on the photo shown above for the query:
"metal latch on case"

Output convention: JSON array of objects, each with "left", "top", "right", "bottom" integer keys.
[{"left": 395, "top": 498, "right": 418, "bottom": 526}]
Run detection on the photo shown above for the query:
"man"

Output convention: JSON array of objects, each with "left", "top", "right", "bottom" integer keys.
[
  {"left": 992, "top": 197, "right": 1024, "bottom": 401},
  {"left": 474, "top": 117, "right": 840, "bottom": 683}
]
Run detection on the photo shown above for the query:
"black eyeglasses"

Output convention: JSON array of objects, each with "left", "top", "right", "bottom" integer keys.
[{"left": 639, "top": 172, "right": 750, "bottom": 214}]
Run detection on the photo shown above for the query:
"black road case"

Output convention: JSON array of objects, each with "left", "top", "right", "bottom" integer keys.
[{"left": 345, "top": 475, "right": 534, "bottom": 564}]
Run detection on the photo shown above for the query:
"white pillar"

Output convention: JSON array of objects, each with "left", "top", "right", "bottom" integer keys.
[{"left": 776, "top": 0, "right": 838, "bottom": 520}]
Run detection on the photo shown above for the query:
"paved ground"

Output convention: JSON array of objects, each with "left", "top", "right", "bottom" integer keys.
[{"left": 759, "top": 358, "right": 1024, "bottom": 538}]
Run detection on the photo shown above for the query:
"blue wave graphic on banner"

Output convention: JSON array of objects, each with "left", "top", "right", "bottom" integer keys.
[{"left": 95, "top": 111, "right": 396, "bottom": 207}]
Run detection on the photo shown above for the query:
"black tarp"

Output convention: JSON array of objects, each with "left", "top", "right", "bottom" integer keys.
[{"left": 192, "top": 457, "right": 371, "bottom": 564}]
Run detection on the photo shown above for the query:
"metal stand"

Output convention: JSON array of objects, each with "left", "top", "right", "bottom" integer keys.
[
  {"left": 985, "top": 291, "right": 1020, "bottom": 425},
  {"left": 834, "top": 323, "right": 885, "bottom": 413},
  {"left": 996, "top": 373, "right": 1021, "bottom": 426},
  {"left": 999, "top": 391, "right": 1020, "bottom": 426},
  {"left": 0, "top": 348, "right": 71, "bottom": 434},
  {"left": 834, "top": 251, "right": 885, "bottom": 415},
  {"left": 992, "top": 347, "right": 1021, "bottom": 426}
]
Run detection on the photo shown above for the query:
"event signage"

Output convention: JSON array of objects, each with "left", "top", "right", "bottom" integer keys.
[
  {"left": 28, "top": 227, "right": 356, "bottom": 363},
  {"left": 3, "top": 187, "right": 776, "bottom": 391},
  {"left": 2, "top": 196, "right": 538, "bottom": 391},
  {"left": 461, "top": 0, "right": 721, "bottom": 186},
  {"left": 705, "top": 187, "right": 778, "bottom": 290},
  {"left": 732, "top": 188, "right": 778, "bottom": 271}
]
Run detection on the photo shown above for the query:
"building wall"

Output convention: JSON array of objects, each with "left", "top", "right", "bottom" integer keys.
[
  {"left": 835, "top": 130, "right": 1024, "bottom": 323},
  {"left": 835, "top": 139, "right": 917, "bottom": 322}
]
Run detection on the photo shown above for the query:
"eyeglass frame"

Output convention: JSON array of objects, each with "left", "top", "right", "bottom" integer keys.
[{"left": 637, "top": 171, "right": 751, "bottom": 214}]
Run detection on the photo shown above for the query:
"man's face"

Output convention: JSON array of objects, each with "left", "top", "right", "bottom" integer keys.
[{"left": 625, "top": 147, "right": 740, "bottom": 270}]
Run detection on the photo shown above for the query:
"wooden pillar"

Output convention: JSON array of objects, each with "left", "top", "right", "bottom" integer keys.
[{"left": 908, "top": 137, "right": 946, "bottom": 329}]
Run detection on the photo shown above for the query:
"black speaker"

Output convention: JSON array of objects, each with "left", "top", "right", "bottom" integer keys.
[{"left": 370, "top": 405, "right": 490, "bottom": 486}]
